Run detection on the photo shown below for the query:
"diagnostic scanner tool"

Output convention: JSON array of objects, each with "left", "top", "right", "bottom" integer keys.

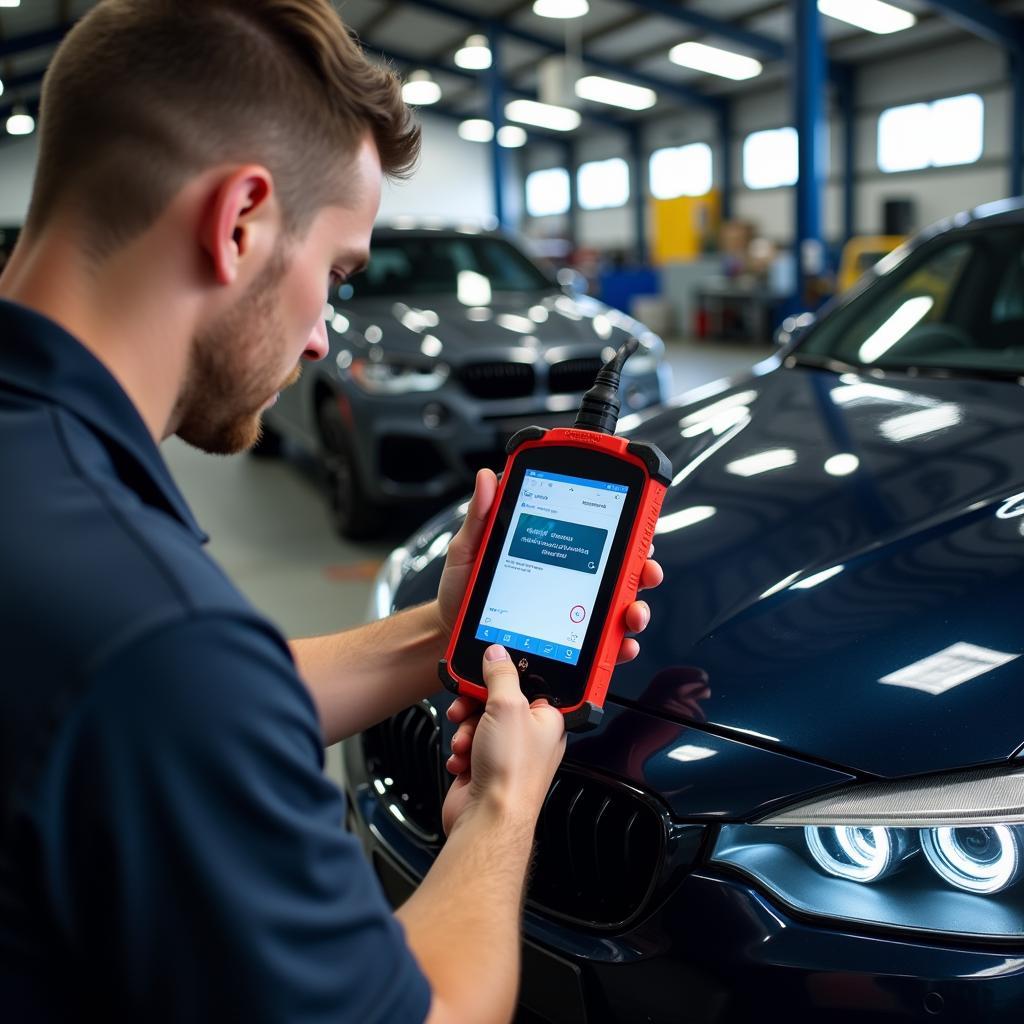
[{"left": 440, "top": 338, "right": 671, "bottom": 732}]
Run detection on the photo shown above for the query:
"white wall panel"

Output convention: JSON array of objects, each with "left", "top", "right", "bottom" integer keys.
[{"left": 0, "top": 136, "right": 39, "bottom": 224}]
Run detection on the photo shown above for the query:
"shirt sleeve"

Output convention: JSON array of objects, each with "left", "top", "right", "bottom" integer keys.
[{"left": 35, "top": 613, "right": 432, "bottom": 1024}]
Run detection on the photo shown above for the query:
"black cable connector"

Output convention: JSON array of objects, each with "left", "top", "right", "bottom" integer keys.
[{"left": 572, "top": 336, "right": 639, "bottom": 435}]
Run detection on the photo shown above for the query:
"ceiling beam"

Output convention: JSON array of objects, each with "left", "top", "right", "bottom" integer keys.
[
  {"left": 364, "top": 36, "right": 633, "bottom": 132},
  {"left": 918, "top": 0, "right": 1024, "bottom": 53},
  {"left": 615, "top": 0, "right": 785, "bottom": 61},
  {"left": 0, "top": 23, "right": 75, "bottom": 60},
  {"left": 397, "top": 0, "right": 722, "bottom": 110}
]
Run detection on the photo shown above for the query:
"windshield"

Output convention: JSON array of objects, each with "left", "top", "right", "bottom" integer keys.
[
  {"left": 799, "top": 225, "right": 1024, "bottom": 376},
  {"left": 343, "top": 235, "right": 553, "bottom": 299}
]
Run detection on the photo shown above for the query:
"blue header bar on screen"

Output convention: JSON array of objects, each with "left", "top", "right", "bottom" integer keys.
[{"left": 525, "top": 469, "right": 628, "bottom": 493}]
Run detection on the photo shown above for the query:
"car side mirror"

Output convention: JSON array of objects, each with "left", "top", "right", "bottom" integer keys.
[
  {"left": 775, "top": 311, "right": 816, "bottom": 348},
  {"left": 557, "top": 268, "right": 589, "bottom": 296}
]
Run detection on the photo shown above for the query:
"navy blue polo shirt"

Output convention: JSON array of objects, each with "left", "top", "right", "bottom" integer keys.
[{"left": 0, "top": 299, "right": 430, "bottom": 1022}]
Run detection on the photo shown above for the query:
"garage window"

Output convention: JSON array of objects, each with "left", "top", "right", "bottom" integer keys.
[
  {"left": 878, "top": 93, "right": 984, "bottom": 173},
  {"left": 577, "top": 157, "right": 630, "bottom": 210},
  {"left": 742, "top": 127, "right": 799, "bottom": 190},
  {"left": 526, "top": 167, "right": 571, "bottom": 218},
  {"left": 649, "top": 143, "right": 713, "bottom": 199}
]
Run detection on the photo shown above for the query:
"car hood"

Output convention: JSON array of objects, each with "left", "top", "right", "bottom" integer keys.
[
  {"left": 609, "top": 359, "right": 1024, "bottom": 777},
  {"left": 329, "top": 291, "right": 644, "bottom": 360},
  {"left": 394, "top": 360, "right": 1024, "bottom": 781}
]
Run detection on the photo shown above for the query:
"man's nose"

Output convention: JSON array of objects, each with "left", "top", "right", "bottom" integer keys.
[{"left": 305, "top": 315, "right": 329, "bottom": 361}]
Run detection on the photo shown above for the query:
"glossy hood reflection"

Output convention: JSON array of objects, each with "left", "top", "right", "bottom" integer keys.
[{"left": 609, "top": 363, "right": 1024, "bottom": 777}]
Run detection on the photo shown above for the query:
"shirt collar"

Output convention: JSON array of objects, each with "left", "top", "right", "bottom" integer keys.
[{"left": 0, "top": 298, "right": 208, "bottom": 543}]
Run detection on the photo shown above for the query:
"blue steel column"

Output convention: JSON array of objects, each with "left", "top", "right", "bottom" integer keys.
[
  {"left": 487, "top": 25, "right": 508, "bottom": 229},
  {"left": 628, "top": 124, "right": 647, "bottom": 262},
  {"left": 1012, "top": 52, "right": 1024, "bottom": 198},
  {"left": 793, "top": 0, "right": 827, "bottom": 305},
  {"left": 718, "top": 102, "right": 733, "bottom": 219},
  {"left": 564, "top": 140, "right": 579, "bottom": 250},
  {"left": 834, "top": 64, "right": 856, "bottom": 243}
]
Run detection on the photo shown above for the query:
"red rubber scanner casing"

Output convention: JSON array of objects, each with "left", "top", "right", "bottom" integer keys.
[{"left": 439, "top": 426, "right": 671, "bottom": 732}]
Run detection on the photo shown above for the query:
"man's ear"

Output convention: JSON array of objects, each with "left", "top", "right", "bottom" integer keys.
[{"left": 199, "top": 166, "right": 277, "bottom": 287}]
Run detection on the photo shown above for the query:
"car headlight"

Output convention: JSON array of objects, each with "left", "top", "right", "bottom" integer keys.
[
  {"left": 348, "top": 356, "right": 449, "bottom": 395},
  {"left": 711, "top": 764, "right": 1024, "bottom": 937}
]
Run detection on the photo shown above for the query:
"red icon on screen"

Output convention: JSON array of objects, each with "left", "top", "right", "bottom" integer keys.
[{"left": 570, "top": 605, "right": 586, "bottom": 623}]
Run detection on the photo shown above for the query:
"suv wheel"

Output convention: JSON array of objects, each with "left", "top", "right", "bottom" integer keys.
[{"left": 317, "top": 397, "right": 383, "bottom": 540}]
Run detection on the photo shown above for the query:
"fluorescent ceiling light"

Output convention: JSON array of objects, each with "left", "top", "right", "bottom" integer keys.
[
  {"left": 0, "top": 1, "right": 21, "bottom": 7},
  {"left": 0, "top": 80, "right": 4, "bottom": 98},
  {"left": 574, "top": 75, "right": 656, "bottom": 111},
  {"left": 402, "top": 71, "right": 441, "bottom": 106},
  {"left": 458, "top": 118, "right": 493, "bottom": 143},
  {"left": 497, "top": 125, "right": 527, "bottom": 147},
  {"left": 533, "top": 0, "right": 589, "bottom": 18},
  {"left": 454, "top": 34, "right": 491, "bottom": 70},
  {"left": 6, "top": 110, "right": 34, "bottom": 136},
  {"left": 458, "top": 120, "right": 527, "bottom": 147},
  {"left": 505, "top": 99, "right": 580, "bottom": 132},
  {"left": 817, "top": 0, "right": 915, "bottom": 34},
  {"left": 669, "top": 41, "right": 762, "bottom": 82}
]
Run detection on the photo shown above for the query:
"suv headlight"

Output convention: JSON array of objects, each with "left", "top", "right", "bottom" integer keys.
[
  {"left": 348, "top": 356, "right": 449, "bottom": 395},
  {"left": 711, "top": 764, "right": 1024, "bottom": 938}
]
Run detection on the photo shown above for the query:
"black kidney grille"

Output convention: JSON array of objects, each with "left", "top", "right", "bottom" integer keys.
[
  {"left": 548, "top": 356, "right": 604, "bottom": 395},
  {"left": 362, "top": 703, "right": 445, "bottom": 843},
  {"left": 363, "top": 711, "right": 666, "bottom": 927},
  {"left": 458, "top": 361, "right": 535, "bottom": 399},
  {"left": 528, "top": 771, "right": 666, "bottom": 928}
]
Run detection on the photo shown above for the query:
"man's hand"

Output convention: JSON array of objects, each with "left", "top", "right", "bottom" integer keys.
[
  {"left": 435, "top": 468, "right": 664, "bottom": 666},
  {"left": 441, "top": 645, "right": 566, "bottom": 836}
]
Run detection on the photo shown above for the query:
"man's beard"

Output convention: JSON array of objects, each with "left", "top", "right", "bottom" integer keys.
[{"left": 174, "top": 249, "right": 301, "bottom": 455}]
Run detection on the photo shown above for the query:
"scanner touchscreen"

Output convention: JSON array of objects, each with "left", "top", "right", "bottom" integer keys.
[{"left": 474, "top": 469, "right": 627, "bottom": 665}]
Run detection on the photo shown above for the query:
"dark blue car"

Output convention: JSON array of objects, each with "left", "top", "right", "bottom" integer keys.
[{"left": 343, "top": 199, "right": 1024, "bottom": 1021}]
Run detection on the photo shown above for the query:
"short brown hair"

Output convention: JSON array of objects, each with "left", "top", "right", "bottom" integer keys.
[{"left": 26, "top": 0, "right": 420, "bottom": 258}]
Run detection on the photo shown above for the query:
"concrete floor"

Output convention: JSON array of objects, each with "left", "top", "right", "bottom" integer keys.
[{"left": 162, "top": 336, "right": 771, "bottom": 642}]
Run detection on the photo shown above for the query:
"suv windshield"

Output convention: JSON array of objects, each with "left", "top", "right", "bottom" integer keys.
[
  {"left": 345, "top": 235, "right": 553, "bottom": 299},
  {"left": 799, "top": 225, "right": 1024, "bottom": 376}
]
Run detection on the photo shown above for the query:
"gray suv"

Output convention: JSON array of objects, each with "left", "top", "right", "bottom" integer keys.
[{"left": 261, "top": 226, "right": 670, "bottom": 538}]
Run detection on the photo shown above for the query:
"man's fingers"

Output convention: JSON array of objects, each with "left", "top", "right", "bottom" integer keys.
[
  {"left": 615, "top": 638, "right": 640, "bottom": 665},
  {"left": 624, "top": 600, "right": 651, "bottom": 634},
  {"left": 447, "top": 695, "right": 480, "bottom": 724},
  {"left": 447, "top": 469, "right": 498, "bottom": 567},
  {"left": 639, "top": 559, "right": 664, "bottom": 591},
  {"left": 481, "top": 645, "right": 527, "bottom": 707},
  {"left": 451, "top": 715, "right": 479, "bottom": 756}
]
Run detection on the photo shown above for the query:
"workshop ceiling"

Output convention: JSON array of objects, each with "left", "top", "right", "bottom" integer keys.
[{"left": 1, "top": 0, "right": 1023, "bottom": 139}]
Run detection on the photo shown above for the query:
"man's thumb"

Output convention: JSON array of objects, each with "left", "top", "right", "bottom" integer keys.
[{"left": 481, "top": 645, "right": 523, "bottom": 703}]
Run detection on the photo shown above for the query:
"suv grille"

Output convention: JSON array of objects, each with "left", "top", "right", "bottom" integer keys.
[
  {"left": 362, "top": 703, "right": 445, "bottom": 843},
  {"left": 457, "top": 361, "right": 535, "bottom": 399},
  {"left": 364, "top": 707, "right": 667, "bottom": 927},
  {"left": 549, "top": 356, "right": 603, "bottom": 395}
]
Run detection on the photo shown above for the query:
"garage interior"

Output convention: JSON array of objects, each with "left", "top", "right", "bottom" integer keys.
[
  {"left": 3, "top": 2, "right": 1024, "bottom": 1020},
  {"left": 0, "top": 0, "right": 1020, "bottom": 673}
]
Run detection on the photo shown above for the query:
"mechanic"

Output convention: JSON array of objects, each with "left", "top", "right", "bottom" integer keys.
[{"left": 0, "top": 2, "right": 662, "bottom": 1022}]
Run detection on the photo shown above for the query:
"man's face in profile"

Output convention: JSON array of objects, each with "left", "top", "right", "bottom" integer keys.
[{"left": 175, "top": 138, "right": 381, "bottom": 455}]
